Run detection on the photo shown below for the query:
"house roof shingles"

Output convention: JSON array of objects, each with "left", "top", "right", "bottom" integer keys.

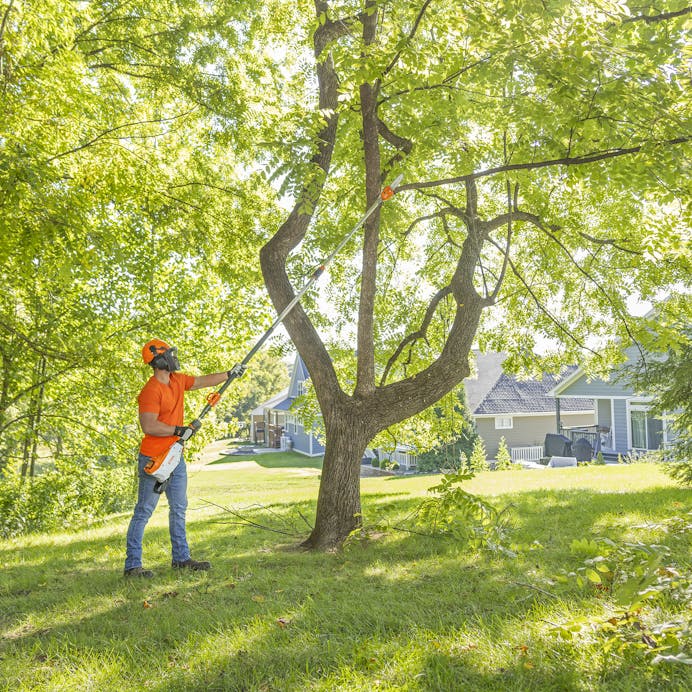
[{"left": 474, "top": 367, "right": 592, "bottom": 416}]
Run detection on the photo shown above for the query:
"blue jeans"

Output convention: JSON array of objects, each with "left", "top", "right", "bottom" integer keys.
[{"left": 124, "top": 452, "right": 191, "bottom": 570}]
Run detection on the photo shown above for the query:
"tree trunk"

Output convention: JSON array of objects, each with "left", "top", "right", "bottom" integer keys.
[
  {"left": 29, "top": 356, "right": 46, "bottom": 478},
  {"left": 262, "top": 4, "right": 486, "bottom": 551},
  {"left": 302, "top": 409, "right": 371, "bottom": 550}
]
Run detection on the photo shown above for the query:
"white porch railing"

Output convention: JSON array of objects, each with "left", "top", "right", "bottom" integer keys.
[
  {"left": 510, "top": 446, "right": 543, "bottom": 462},
  {"left": 390, "top": 450, "right": 417, "bottom": 469},
  {"left": 377, "top": 447, "right": 417, "bottom": 470}
]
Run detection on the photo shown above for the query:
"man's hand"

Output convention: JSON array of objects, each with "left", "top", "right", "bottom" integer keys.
[
  {"left": 227, "top": 363, "right": 247, "bottom": 379},
  {"left": 174, "top": 419, "right": 202, "bottom": 441}
]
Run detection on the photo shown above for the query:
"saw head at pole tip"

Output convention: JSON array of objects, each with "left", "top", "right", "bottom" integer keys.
[{"left": 381, "top": 174, "right": 403, "bottom": 200}]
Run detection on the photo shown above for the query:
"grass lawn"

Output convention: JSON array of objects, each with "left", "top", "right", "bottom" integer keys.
[{"left": 1, "top": 457, "right": 690, "bottom": 691}]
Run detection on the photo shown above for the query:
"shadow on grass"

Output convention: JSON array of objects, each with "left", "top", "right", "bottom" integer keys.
[{"left": 1, "top": 484, "right": 690, "bottom": 691}]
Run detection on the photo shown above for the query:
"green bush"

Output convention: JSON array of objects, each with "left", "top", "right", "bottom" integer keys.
[
  {"left": 416, "top": 436, "right": 477, "bottom": 473},
  {"left": 495, "top": 437, "right": 512, "bottom": 470},
  {"left": 667, "top": 459, "right": 692, "bottom": 486},
  {"left": 0, "top": 459, "right": 136, "bottom": 538},
  {"left": 469, "top": 437, "right": 489, "bottom": 472}
]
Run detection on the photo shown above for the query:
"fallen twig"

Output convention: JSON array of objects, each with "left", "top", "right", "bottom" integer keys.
[
  {"left": 201, "top": 499, "right": 307, "bottom": 537},
  {"left": 505, "top": 580, "right": 558, "bottom": 599}
]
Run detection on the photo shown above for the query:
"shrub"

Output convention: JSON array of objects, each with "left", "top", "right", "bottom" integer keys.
[
  {"left": 495, "top": 437, "right": 512, "bottom": 470},
  {"left": 667, "top": 459, "right": 692, "bottom": 487},
  {"left": 469, "top": 437, "right": 489, "bottom": 473},
  {"left": 416, "top": 435, "right": 477, "bottom": 473},
  {"left": 0, "top": 459, "right": 136, "bottom": 538}
]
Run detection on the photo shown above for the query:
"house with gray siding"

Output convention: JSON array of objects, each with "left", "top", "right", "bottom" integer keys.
[
  {"left": 549, "top": 345, "right": 671, "bottom": 457},
  {"left": 472, "top": 368, "right": 595, "bottom": 460},
  {"left": 251, "top": 355, "right": 325, "bottom": 457}
]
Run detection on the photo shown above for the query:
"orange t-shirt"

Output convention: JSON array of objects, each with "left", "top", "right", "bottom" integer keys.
[{"left": 138, "top": 372, "right": 196, "bottom": 457}]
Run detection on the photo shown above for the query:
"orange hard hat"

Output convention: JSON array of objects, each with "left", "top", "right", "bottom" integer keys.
[{"left": 142, "top": 338, "right": 171, "bottom": 365}]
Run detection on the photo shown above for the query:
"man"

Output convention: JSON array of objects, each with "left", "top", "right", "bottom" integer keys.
[{"left": 124, "top": 338, "right": 230, "bottom": 578}]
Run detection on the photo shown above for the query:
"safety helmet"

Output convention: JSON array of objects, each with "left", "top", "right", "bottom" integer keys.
[{"left": 141, "top": 339, "right": 180, "bottom": 372}]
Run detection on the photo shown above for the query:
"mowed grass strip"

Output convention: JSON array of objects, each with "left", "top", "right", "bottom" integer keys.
[{"left": 1, "top": 461, "right": 690, "bottom": 691}]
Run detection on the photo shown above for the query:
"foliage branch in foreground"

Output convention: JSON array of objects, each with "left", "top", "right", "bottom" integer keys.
[
  {"left": 553, "top": 514, "right": 692, "bottom": 666},
  {"left": 0, "top": 1, "right": 280, "bottom": 493}
]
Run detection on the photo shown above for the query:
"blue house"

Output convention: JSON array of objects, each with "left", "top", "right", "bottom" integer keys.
[
  {"left": 549, "top": 345, "right": 672, "bottom": 459},
  {"left": 250, "top": 355, "right": 325, "bottom": 457}
]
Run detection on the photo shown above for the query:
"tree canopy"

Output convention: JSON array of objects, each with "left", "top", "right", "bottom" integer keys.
[{"left": 0, "top": 0, "right": 283, "bottom": 476}]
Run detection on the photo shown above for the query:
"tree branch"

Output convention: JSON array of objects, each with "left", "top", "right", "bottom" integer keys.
[
  {"left": 355, "top": 1, "right": 383, "bottom": 397},
  {"left": 260, "top": 2, "right": 344, "bottom": 408},
  {"left": 486, "top": 181, "right": 514, "bottom": 303},
  {"left": 377, "top": 116, "right": 413, "bottom": 176},
  {"left": 489, "top": 243, "right": 599, "bottom": 356},
  {"left": 202, "top": 500, "right": 308, "bottom": 537},
  {"left": 577, "top": 231, "right": 641, "bottom": 255},
  {"left": 529, "top": 220, "right": 646, "bottom": 359},
  {"left": 381, "top": 0, "right": 434, "bottom": 77},
  {"left": 380, "top": 286, "right": 454, "bottom": 386},
  {"left": 624, "top": 7, "right": 691, "bottom": 24},
  {"left": 0, "top": 321, "right": 74, "bottom": 362},
  {"left": 0, "top": 0, "right": 14, "bottom": 45},
  {"left": 398, "top": 137, "right": 691, "bottom": 192},
  {"left": 45, "top": 110, "right": 198, "bottom": 163}
]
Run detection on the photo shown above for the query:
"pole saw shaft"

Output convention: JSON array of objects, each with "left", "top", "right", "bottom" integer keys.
[{"left": 196, "top": 174, "right": 404, "bottom": 421}]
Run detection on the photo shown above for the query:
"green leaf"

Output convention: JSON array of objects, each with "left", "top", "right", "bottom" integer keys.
[{"left": 586, "top": 569, "right": 602, "bottom": 584}]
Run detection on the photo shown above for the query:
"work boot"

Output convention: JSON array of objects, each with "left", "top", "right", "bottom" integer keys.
[
  {"left": 172, "top": 558, "right": 211, "bottom": 571},
  {"left": 123, "top": 566, "right": 154, "bottom": 578}
]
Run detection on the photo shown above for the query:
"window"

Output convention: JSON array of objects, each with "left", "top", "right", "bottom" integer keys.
[
  {"left": 495, "top": 416, "right": 513, "bottom": 429},
  {"left": 630, "top": 405, "right": 664, "bottom": 450}
]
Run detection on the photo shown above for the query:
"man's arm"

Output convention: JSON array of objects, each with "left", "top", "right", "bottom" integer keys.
[
  {"left": 190, "top": 371, "right": 229, "bottom": 390},
  {"left": 139, "top": 411, "right": 177, "bottom": 436}
]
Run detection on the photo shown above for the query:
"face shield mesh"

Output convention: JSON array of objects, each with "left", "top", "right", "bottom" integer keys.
[
  {"left": 151, "top": 346, "right": 180, "bottom": 372},
  {"left": 162, "top": 347, "right": 180, "bottom": 372}
]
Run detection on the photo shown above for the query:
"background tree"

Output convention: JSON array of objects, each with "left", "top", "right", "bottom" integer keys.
[
  {"left": 0, "top": 1, "right": 280, "bottom": 493},
  {"left": 226, "top": 349, "right": 291, "bottom": 436},
  {"left": 495, "top": 437, "right": 512, "bottom": 471},
  {"left": 258, "top": 0, "right": 690, "bottom": 548},
  {"left": 415, "top": 387, "right": 477, "bottom": 472},
  {"left": 469, "top": 437, "right": 490, "bottom": 473}
]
